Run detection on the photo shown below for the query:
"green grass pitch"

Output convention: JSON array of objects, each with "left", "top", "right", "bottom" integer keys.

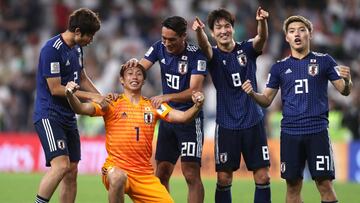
[{"left": 0, "top": 173, "right": 359, "bottom": 202}]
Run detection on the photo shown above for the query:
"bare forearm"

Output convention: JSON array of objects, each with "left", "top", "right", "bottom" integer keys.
[
  {"left": 341, "top": 79, "right": 353, "bottom": 96},
  {"left": 182, "top": 105, "right": 201, "bottom": 123},
  {"left": 250, "top": 92, "right": 272, "bottom": 108},
  {"left": 66, "top": 92, "right": 94, "bottom": 115},
  {"left": 166, "top": 89, "right": 193, "bottom": 103},
  {"left": 253, "top": 20, "right": 268, "bottom": 52},
  {"left": 257, "top": 20, "right": 268, "bottom": 42},
  {"left": 196, "top": 30, "right": 212, "bottom": 59}
]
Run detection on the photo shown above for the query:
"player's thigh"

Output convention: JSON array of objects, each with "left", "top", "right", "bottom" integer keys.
[
  {"left": 65, "top": 127, "right": 81, "bottom": 163},
  {"left": 175, "top": 117, "right": 204, "bottom": 163},
  {"left": 280, "top": 132, "right": 307, "bottom": 180},
  {"left": 127, "top": 173, "right": 174, "bottom": 203},
  {"left": 306, "top": 130, "right": 335, "bottom": 180},
  {"left": 215, "top": 125, "right": 242, "bottom": 172},
  {"left": 34, "top": 118, "right": 69, "bottom": 166},
  {"left": 155, "top": 120, "right": 179, "bottom": 164},
  {"left": 241, "top": 120, "right": 270, "bottom": 171}
]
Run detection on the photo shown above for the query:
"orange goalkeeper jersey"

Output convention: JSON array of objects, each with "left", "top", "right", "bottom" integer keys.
[{"left": 92, "top": 94, "right": 172, "bottom": 175}]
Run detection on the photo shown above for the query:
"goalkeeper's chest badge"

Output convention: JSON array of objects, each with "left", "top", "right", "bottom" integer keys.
[{"left": 144, "top": 112, "right": 154, "bottom": 124}]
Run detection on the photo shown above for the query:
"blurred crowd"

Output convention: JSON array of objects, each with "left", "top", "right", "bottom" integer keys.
[{"left": 0, "top": 0, "right": 359, "bottom": 140}]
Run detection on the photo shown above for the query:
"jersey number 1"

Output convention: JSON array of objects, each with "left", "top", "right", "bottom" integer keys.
[{"left": 134, "top": 127, "right": 139, "bottom": 141}]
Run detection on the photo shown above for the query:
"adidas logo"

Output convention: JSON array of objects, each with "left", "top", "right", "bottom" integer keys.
[
  {"left": 66, "top": 60, "right": 70, "bottom": 66},
  {"left": 161, "top": 58, "right": 165, "bottom": 64},
  {"left": 285, "top": 68, "right": 292, "bottom": 74}
]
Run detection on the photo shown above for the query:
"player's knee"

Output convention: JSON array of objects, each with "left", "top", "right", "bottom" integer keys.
[
  {"left": 108, "top": 169, "right": 127, "bottom": 189},
  {"left": 217, "top": 172, "right": 233, "bottom": 186},
  {"left": 254, "top": 167, "right": 270, "bottom": 182},
  {"left": 315, "top": 179, "right": 335, "bottom": 195},
  {"left": 182, "top": 163, "right": 201, "bottom": 185},
  {"left": 156, "top": 164, "right": 173, "bottom": 181},
  {"left": 52, "top": 161, "right": 71, "bottom": 176},
  {"left": 286, "top": 179, "right": 302, "bottom": 195},
  {"left": 254, "top": 171, "right": 271, "bottom": 184},
  {"left": 62, "top": 165, "right": 78, "bottom": 184}
]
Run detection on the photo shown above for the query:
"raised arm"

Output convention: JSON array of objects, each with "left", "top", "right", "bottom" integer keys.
[
  {"left": 252, "top": 7, "right": 269, "bottom": 53},
  {"left": 165, "top": 91, "right": 205, "bottom": 123},
  {"left": 192, "top": 17, "right": 213, "bottom": 60},
  {"left": 150, "top": 74, "right": 205, "bottom": 108},
  {"left": 242, "top": 80, "right": 278, "bottom": 108},
  {"left": 46, "top": 76, "right": 102, "bottom": 102},
  {"left": 331, "top": 65, "right": 353, "bottom": 96},
  {"left": 65, "top": 81, "right": 98, "bottom": 116}
]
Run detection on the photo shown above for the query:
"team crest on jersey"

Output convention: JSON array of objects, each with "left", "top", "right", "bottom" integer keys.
[
  {"left": 308, "top": 63, "right": 319, "bottom": 76},
  {"left": 57, "top": 140, "right": 66, "bottom": 150},
  {"left": 178, "top": 61, "right": 188, "bottom": 74},
  {"left": 144, "top": 112, "right": 154, "bottom": 124},
  {"left": 219, "top": 152, "right": 228, "bottom": 163},
  {"left": 237, "top": 53, "right": 247, "bottom": 66}
]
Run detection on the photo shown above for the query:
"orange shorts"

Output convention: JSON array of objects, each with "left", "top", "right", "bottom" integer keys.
[{"left": 102, "top": 166, "right": 173, "bottom": 203}]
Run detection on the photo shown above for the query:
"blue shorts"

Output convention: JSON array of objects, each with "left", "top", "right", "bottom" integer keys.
[
  {"left": 34, "top": 118, "right": 81, "bottom": 167},
  {"left": 155, "top": 117, "right": 203, "bottom": 164},
  {"left": 215, "top": 120, "right": 270, "bottom": 172},
  {"left": 280, "top": 130, "right": 335, "bottom": 180}
]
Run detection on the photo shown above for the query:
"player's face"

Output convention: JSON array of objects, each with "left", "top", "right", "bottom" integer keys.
[
  {"left": 75, "top": 33, "right": 94, "bottom": 47},
  {"left": 285, "top": 22, "right": 311, "bottom": 53},
  {"left": 161, "top": 27, "right": 186, "bottom": 55},
  {"left": 120, "top": 67, "right": 145, "bottom": 91},
  {"left": 211, "top": 18, "right": 234, "bottom": 46}
]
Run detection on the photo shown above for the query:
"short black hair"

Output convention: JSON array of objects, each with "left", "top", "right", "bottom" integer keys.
[
  {"left": 161, "top": 16, "right": 187, "bottom": 36},
  {"left": 120, "top": 64, "right": 147, "bottom": 80},
  {"left": 68, "top": 8, "right": 101, "bottom": 35},
  {"left": 207, "top": 8, "right": 235, "bottom": 31}
]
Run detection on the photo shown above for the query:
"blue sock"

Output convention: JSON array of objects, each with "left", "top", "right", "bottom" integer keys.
[
  {"left": 254, "top": 182, "right": 271, "bottom": 203},
  {"left": 215, "top": 183, "right": 232, "bottom": 203}
]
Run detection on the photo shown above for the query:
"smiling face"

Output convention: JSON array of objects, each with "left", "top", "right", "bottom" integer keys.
[
  {"left": 285, "top": 21, "right": 312, "bottom": 54},
  {"left": 211, "top": 18, "right": 234, "bottom": 47},
  {"left": 120, "top": 66, "right": 145, "bottom": 92},
  {"left": 161, "top": 26, "right": 186, "bottom": 55}
]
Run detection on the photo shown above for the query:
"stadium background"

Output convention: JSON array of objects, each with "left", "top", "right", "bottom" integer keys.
[{"left": 0, "top": 0, "right": 359, "bottom": 202}]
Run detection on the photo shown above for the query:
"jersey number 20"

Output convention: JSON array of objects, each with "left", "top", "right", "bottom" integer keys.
[{"left": 165, "top": 73, "right": 179, "bottom": 90}]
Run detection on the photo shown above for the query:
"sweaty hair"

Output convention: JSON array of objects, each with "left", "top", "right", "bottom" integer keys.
[
  {"left": 68, "top": 8, "right": 101, "bottom": 35},
  {"left": 161, "top": 16, "right": 187, "bottom": 36},
  {"left": 283, "top": 15, "right": 313, "bottom": 33},
  {"left": 207, "top": 8, "right": 235, "bottom": 31},
  {"left": 120, "top": 64, "right": 147, "bottom": 80}
]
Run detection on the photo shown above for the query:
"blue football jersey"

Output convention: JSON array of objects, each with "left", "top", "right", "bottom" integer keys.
[
  {"left": 209, "top": 40, "right": 263, "bottom": 129},
  {"left": 144, "top": 40, "right": 207, "bottom": 112},
  {"left": 33, "top": 35, "right": 84, "bottom": 126},
  {"left": 267, "top": 52, "right": 341, "bottom": 134}
]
